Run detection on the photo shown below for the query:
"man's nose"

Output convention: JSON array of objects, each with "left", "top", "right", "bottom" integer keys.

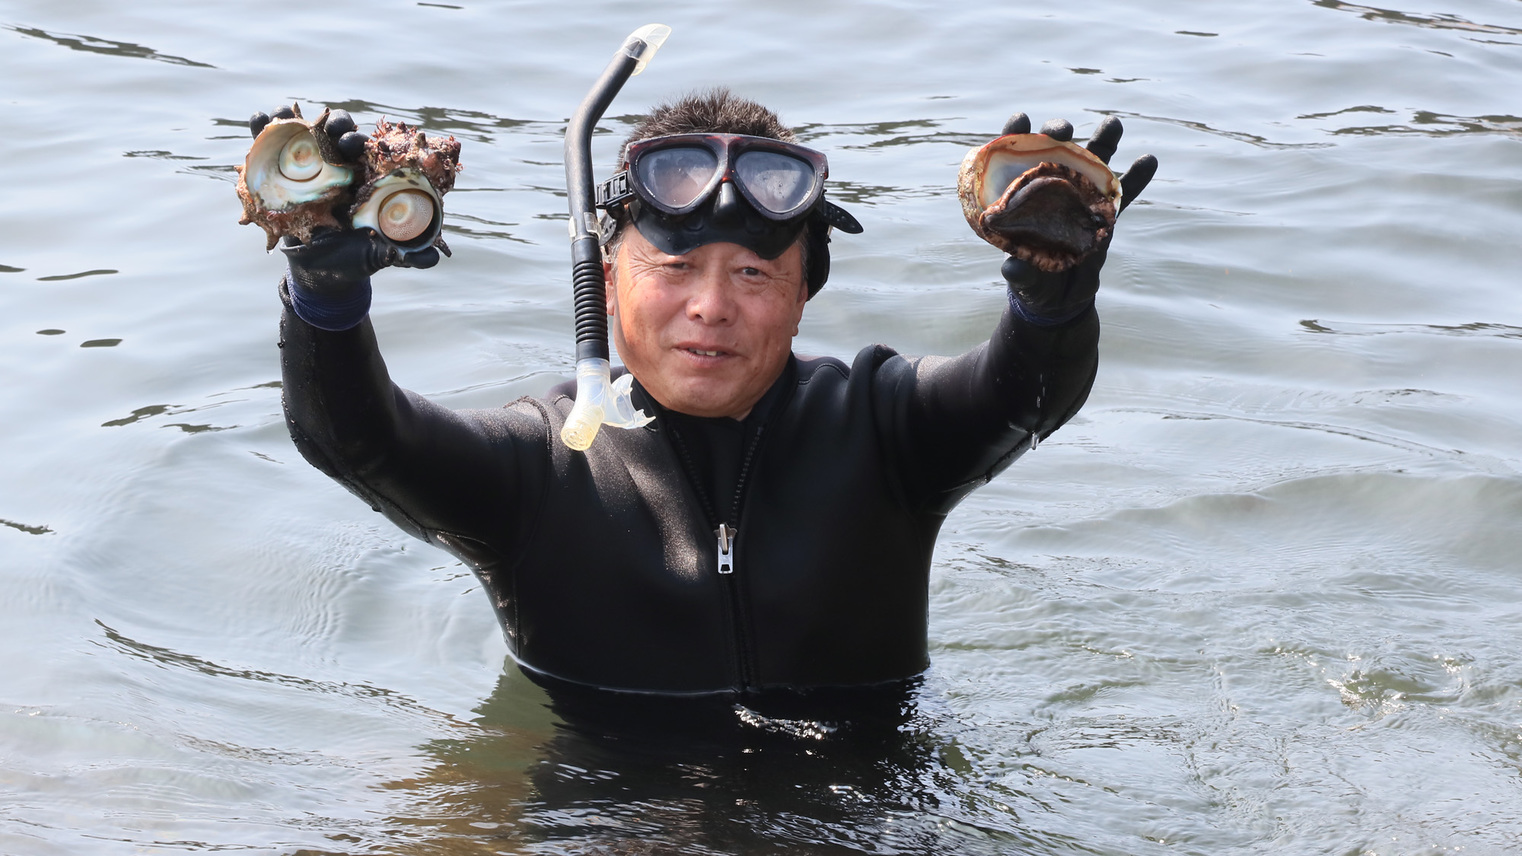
[{"left": 686, "top": 266, "right": 734, "bottom": 324}]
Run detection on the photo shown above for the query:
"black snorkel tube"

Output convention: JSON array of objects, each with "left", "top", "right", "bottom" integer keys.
[{"left": 560, "top": 24, "right": 671, "bottom": 451}]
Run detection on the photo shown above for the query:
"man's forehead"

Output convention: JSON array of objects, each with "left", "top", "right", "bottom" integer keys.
[{"left": 619, "top": 231, "right": 782, "bottom": 265}]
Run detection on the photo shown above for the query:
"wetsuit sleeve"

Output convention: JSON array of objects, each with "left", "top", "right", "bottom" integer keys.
[
  {"left": 277, "top": 279, "right": 548, "bottom": 560},
  {"left": 881, "top": 298, "right": 1100, "bottom": 514}
]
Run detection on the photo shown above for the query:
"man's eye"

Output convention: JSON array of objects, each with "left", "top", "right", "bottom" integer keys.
[{"left": 741, "top": 266, "right": 762, "bottom": 276}]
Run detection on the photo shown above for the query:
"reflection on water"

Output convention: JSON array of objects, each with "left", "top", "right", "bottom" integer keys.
[
  {"left": 1335, "top": 110, "right": 1522, "bottom": 137},
  {"left": 96, "top": 620, "right": 455, "bottom": 720},
  {"left": 1, "top": 517, "right": 53, "bottom": 535},
  {"left": 315, "top": 101, "right": 554, "bottom": 145},
  {"left": 4, "top": 24, "right": 216, "bottom": 68},
  {"left": 382, "top": 670, "right": 1089, "bottom": 856},
  {"left": 1312, "top": 0, "right": 1522, "bottom": 36},
  {"left": 1301, "top": 318, "right": 1522, "bottom": 339},
  {"left": 34, "top": 269, "right": 120, "bottom": 281}
]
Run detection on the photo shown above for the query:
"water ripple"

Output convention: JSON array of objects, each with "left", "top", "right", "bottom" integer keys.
[
  {"left": 35, "top": 269, "right": 118, "bottom": 282},
  {"left": 0, "top": 517, "right": 53, "bottom": 536},
  {"left": 1104, "top": 110, "right": 1335, "bottom": 150},
  {"left": 92, "top": 620, "right": 465, "bottom": 728},
  {"left": 1301, "top": 319, "right": 1522, "bottom": 339},
  {"left": 1130, "top": 406, "right": 1467, "bottom": 461},
  {"left": 5, "top": 24, "right": 215, "bottom": 68},
  {"left": 1331, "top": 111, "right": 1522, "bottom": 137},
  {"left": 1311, "top": 0, "right": 1522, "bottom": 39},
  {"left": 317, "top": 100, "right": 564, "bottom": 144},
  {"left": 1296, "top": 104, "right": 1522, "bottom": 137}
]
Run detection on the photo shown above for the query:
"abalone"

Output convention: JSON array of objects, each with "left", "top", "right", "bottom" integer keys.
[
  {"left": 350, "top": 119, "right": 462, "bottom": 257},
  {"left": 236, "top": 104, "right": 355, "bottom": 251},
  {"left": 957, "top": 134, "right": 1122, "bottom": 272}
]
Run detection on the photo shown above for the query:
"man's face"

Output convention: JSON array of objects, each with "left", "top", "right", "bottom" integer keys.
[{"left": 606, "top": 227, "right": 808, "bottom": 420}]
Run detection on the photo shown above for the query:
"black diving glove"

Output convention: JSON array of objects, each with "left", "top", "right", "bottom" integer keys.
[
  {"left": 249, "top": 106, "right": 441, "bottom": 331},
  {"left": 998, "top": 113, "right": 1158, "bottom": 325}
]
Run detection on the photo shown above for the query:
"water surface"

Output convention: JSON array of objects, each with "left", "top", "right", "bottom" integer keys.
[{"left": 3, "top": 1, "right": 1521, "bottom": 853}]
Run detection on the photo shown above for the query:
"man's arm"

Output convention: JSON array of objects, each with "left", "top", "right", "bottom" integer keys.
[
  {"left": 238, "top": 103, "right": 549, "bottom": 558},
  {"left": 881, "top": 278, "right": 1101, "bottom": 515},
  {"left": 278, "top": 282, "right": 548, "bottom": 554},
  {"left": 883, "top": 114, "right": 1156, "bottom": 512}
]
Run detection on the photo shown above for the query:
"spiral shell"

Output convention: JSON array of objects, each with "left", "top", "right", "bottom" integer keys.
[
  {"left": 235, "top": 104, "right": 355, "bottom": 251},
  {"left": 235, "top": 106, "right": 463, "bottom": 257},
  {"left": 348, "top": 118, "right": 462, "bottom": 257},
  {"left": 957, "top": 134, "right": 1122, "bottom": 272},
  {"left": 375, "top": 189, "right": 434, "bottom": 242},
  {"left": 350, "top": 169, "right": 442, "bottom": 250}
]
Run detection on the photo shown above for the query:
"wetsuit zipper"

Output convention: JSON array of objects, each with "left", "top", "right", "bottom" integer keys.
[
  {"left": 666, "top": 420, "right": 767, "bottom": 690},
  {"left": 716, "top": 522, "right": 736, "bottom": 574}
]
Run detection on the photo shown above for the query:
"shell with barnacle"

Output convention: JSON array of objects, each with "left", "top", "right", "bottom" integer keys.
[
  {"left": 236, "top": 104, "right": 355, "bottom": 251},
  {"left": 349, "top": 118, "right": 462, "bottom": 257},
  {"left": 957, "top": 134, "right": 1122, "bottom": 272}
]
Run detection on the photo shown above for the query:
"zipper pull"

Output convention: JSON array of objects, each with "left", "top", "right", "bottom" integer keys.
[{"left": 716, "top": 523, "right": 737, "bottom": 575}]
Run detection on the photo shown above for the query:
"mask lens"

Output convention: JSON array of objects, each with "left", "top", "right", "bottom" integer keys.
[
  {"left": 734, "top": 150, "right": 816, "bottom": 215},
  {"left": 634, "top": 146, "right": 720, "bottom": 211}
]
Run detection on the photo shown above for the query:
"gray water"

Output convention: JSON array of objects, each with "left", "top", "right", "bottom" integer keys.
[{"left": 3, "top": 0, "right": 1522, "bottom": 853}]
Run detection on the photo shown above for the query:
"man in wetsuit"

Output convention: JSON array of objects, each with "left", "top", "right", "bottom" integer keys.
[{"left": 267, "top": 90, "right": 1155, "bottom": 697}]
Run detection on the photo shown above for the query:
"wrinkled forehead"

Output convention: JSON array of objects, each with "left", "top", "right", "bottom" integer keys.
[{"left": 608, "top": 219, "right": 808, "bottom": 264}]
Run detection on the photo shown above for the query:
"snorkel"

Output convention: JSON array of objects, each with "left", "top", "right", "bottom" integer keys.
[{"left": 560, "top": 24, "right": 671, "bottom": 451}]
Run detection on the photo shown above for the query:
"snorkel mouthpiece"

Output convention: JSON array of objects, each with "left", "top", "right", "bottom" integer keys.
[
  {"left": 624, "top": 23, "right": 670, "bottom": 75},
  {"left": 560, "top": 24, "right": 670, "bottom": 451}
]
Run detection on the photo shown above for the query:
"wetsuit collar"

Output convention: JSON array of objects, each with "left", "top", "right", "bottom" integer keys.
[{"left": 627, "top": 355, "right": 798, "bottom": 427}]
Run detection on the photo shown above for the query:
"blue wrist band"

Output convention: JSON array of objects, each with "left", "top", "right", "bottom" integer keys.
[
  {"left": 1007, "top": 288, "right": 1092, "bottom": 327},
  {"left": 287, "top": 268, "right": 372, "bottom": 332}
]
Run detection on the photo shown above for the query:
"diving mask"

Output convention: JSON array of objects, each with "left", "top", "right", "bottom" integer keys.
[{"left": 597, "top": 133, "right": 862, "bottom": 262}]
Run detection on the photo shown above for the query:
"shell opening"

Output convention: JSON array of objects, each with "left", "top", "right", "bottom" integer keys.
[
  {"left": 377, "top": 188, "right": 435, "bottom": 242},
  {"left": 242, "top": 121, "right": 354, "bottom": 212},
  {"left": 279, "top": 134, "right": 324, "bottom": 182},
  {"left": 350, "top": 168, "right": 443, "bottom": 252},
  {"left": 972, "top": 138, "right": 1121, "bottom": 211},
  {"left": 983, "top": 152, "right": 1047, "bottom": 208}
]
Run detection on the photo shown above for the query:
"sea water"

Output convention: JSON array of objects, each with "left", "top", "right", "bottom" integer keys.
[{"left": 2, "top": 1, "right": 1521, "bottom": 853}]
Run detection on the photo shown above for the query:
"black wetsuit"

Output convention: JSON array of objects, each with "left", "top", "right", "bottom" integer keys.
[{"left": 278, "top": 282, "right": 1098, "bottom": 696}]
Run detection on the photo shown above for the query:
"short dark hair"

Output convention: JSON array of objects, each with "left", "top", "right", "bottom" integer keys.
[{"left": 603, "top": 88, "right": 807, "bottom": 274}]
